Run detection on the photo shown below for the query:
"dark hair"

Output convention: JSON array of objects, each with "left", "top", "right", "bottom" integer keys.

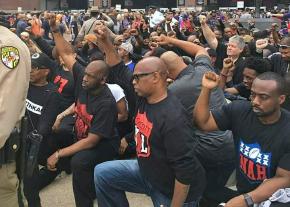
[
  {"left": 280, "top": 37, "right": 290, "bottom": 47},
  {"left": 256, "top": 72, "right": 287, "bottom": 95},
  {"left": 244, "top": 57, "right": 270, "bottom": 74}
]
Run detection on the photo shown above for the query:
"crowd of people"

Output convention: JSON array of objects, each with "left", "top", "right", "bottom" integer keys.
[{"left": 0, "top": 4, "right": 290, "bottom": 207}]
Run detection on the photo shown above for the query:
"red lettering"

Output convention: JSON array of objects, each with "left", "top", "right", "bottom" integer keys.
[
  {"left": 256, "top": 164, "right": 267, "bottom": 180},
  {"left": 53, "top": 76, "right": 68, "bottom": 94},
  {"left": 240, "top": 154, "right": 248, "bottom": 174},
  {"left": 247, "top": 159, "right": 256, "bottom": 180}
]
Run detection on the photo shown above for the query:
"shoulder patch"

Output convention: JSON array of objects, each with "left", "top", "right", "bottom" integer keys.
[{"left": 1, "top": 46, "right": 20, "bottom": 69}]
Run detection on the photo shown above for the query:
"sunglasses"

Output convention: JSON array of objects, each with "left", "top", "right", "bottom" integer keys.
[
  {"left": 132, "top": 71, "right": 156, "bottom": 81},
  {"left": 31, "top": 66, "right": 47, "bottom": 70},
  {"left": 278, "top": 44, "right": 290, "bottom": 49}
]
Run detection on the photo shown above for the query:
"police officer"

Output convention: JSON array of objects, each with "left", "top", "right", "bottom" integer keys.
[{"left": 0, "top": 25, "right": 31, "bottom": 206}]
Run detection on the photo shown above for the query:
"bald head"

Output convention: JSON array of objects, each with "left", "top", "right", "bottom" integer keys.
[
  {"left": 86, "top": 60, "right": 109, "bottom": 79},
  {"left": 135, "top": 57, "right": 167, "bottom": 75},
  {"left": 160, "top": 51, "right": 186, "bottom": 79}
]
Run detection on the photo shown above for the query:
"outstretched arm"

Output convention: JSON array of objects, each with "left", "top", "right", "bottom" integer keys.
[
  {"left": 200, "top": 15, "right": 218, "bottom": 50},
  {"left": 154, "top": 34, "right": 209, "bottom": 58},
  {"left": 49, "top": 14, "right": 76, "bottom": 70},
  {"left": 193, "top": 72, "right": 220, "bottom": 131}
]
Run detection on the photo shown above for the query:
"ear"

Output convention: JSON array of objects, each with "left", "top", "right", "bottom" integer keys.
[
  {"left": 279, "top": 95, "right": 286, "bottom": 105},
  {"left": 101, "top": 76, "right": 107, "bottom": 85}
]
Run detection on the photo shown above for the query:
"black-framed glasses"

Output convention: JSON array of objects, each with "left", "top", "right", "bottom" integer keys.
[
  {"left": 278, "top": 44, "right": 290, "bottom": 49},
  {"left": 132, "top": 71, "right": 156, "bottom": 81}
]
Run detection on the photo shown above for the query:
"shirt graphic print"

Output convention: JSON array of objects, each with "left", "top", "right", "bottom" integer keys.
[
  {"left": 135, "top": 111, "right": 153, "bottom": 158},
  {"left": 239, "top": 140, "right": 272, "bottom": 183}
]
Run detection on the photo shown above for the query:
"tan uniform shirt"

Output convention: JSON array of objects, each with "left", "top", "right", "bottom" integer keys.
[{"left": 0, "top": 26, "right": 31, "bottom": 148}]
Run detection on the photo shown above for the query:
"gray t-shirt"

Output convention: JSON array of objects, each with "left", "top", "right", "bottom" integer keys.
[{"left": 168, "top": 55, "right": 235, "bottom": 165}]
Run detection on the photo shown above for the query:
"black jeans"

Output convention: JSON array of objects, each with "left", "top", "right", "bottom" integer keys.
[
  {"left": 71, "top": 140, "right": 118, "bottom": 207},
  {"left": 23, "top": 129, "right": 74, "bottom": 207}
]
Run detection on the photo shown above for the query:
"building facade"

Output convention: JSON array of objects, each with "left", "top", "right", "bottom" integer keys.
[{"left": 0, "top": 0, "right": 289, "bottom": 11}]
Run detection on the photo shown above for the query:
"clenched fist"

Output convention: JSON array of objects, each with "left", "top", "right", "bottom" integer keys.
[{"left": 202, "top": 72, "right": 220, "bottom": 90}]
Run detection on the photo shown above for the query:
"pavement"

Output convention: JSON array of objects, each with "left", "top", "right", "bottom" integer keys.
[{"left": 40, "top": 172, "right": 152, "bottom": 207}]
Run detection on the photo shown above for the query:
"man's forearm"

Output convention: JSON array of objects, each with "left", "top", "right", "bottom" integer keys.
[
  {"left": 201, "top": 23, "right": 218, "bottom": 50},
  {"left": 168, "top": 37, "right": 207, "bottom": 57},
  {"left": 171, "top": 179, "right": 190, "bottom": 207},
  {"left": 249, "top": 176, "right": 290, "bottom": 204},
  {"left": 102, "top": 40, "right": 121, "bottom": 66},
  {"left": 193, "top": 87, "right": 211, "bottom": 127},
  {"left": 59, "top": 134, "right": 101, "bottom": 158},
  {"left": 52, "top": 31, "right": 74, "bottom": 57}
]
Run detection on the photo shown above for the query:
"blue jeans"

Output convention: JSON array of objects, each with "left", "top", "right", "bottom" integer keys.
[{"left": 94, "top": 159, "right": 199, "bottom": 207}]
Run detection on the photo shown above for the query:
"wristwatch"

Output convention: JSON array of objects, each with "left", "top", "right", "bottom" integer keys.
[{"left": 243, "top": 194, "right": 254, "bottom": 207}]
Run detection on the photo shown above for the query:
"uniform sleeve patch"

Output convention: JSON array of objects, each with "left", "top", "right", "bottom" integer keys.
[{"left": 1, "top": 46, "right": 20, "bottom": 69}]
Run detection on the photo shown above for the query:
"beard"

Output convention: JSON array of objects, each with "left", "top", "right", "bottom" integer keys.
[{"left": 252, "top": 106, "right": 277, "bottom": 117}]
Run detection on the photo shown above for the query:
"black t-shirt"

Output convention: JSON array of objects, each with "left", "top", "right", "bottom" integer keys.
[
  {"left": 135, "top": 94, "right": 205, "bottom": 201},
  {"left": 107, "top": 62, "right": 137, "bottom": 136},
  {"left": 212, "top": 101, "right": 290, "bottom": 193},
  {"left": 26, "top": 83, "right": 61, "bottom": 137},
  {"left": 216, "top": 41, "right": 245, "bottom": 85},
  {"left": 234, "top": 83, "right": 251, "bottom": 100},
  {"left": 52, "top": 66, "right": 75, "bottom": 111},
  {"left": 72, "top": 62, "right": 119, "bottom": 150},
  {"left": 107, "top": 61, "right": 136, "bottom": 118},
  {"left": 268, "top": 53, "right": 290, "bottom": 77}
]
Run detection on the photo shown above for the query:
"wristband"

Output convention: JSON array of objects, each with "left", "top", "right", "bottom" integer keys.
[{"left": 243, "top": 194, "right": 254, "bottom": 207}]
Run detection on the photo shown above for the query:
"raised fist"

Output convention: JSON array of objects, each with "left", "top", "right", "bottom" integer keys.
[
  {"left": 49, "top": 13, "right": 57, "bottom": 31},
  {"left": 152, "top": 34, "right": 169, "bottom": 46},
  {"left": 199, "top": 15, "right": 207, "bottom": 25},
  {"left": 202, "top": 72, "right": 220, "bottom": 90},
  {"left": 256, "top": 39, "right": 268, "bottom": 50},
  {"left": 129, "top": 29, "right": 139, "bottom": 37},
  {"left": 93, "top": 24, "right": 109, "bottom": 41},
  {"left": 223, "top": 58, "right": 234, "bottom": 71}
]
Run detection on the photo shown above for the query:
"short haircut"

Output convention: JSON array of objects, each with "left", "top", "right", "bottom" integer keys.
[
  {"left": 280, "top": 37, "right": 290, "bottom": 47},
  {"left": 244, "top": 57, "right": 271, "bottom": 74},
  {"left": 229, "top": 35, "right": 245, "bottom": 49},
  {"left": 256, "top": 72, "right": 287, "bottom": 95}
]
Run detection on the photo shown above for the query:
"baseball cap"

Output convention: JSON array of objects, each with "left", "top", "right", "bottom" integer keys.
[
  {"left": 90, "top": 6, "right": 99, "bottom": 13},
  {"left": 85, "top": 34, "right": 98, "bottom": 45},
  {"left": 31, "top": 53, "right": 54, "bottom": 69},
  {"left": 119, "top": 42, "right": 133, "bottom": 54}
]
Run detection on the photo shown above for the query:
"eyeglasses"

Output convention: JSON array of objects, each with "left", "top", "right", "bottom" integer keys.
[
  {"left": 278, "top": 44, "right": 290, "bottom": 49},
  {"left": 31, "top": 66, "right": 47, "bottom": 70},
  {"left": 132, "top": 71, "right": 156, "bottom": 81}
]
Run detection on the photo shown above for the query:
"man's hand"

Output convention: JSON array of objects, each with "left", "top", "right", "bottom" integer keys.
[
  {"left": 202, "top": 72, "right": 220, "bottom": 90},
  {"left": 256, "top": 39, "right": 268, "bottom": 50},
  {"left": 47, "top": 151, "right": 59, "bottom": 171},
  {"left": 153, "top": 34, "right": 170, "bottom": 46},
  {"left": 223, "top": 58, "right": 234, "bottom": 71},
  {"left": 199, "top": 15, "right": 207, "bottom": 25},
  {"left": 94, "top": 24, "right": 110, "bottom": 42},
  {"left": 225, "top": 195, "right": 247, "bottom": 207},
  {"left": 129, "top": 29, "right": 139, "bottom": 37},
  {"left": 52, "top": 115, "right": 63, "bottom": 132},
  {"left": 49, "top": 13, "right": 58, "bottom": 31},
  {"left": 119, "top": 138, "right": 128, "bottom": 155},
  {"left": 271, "top": 23, "right": 279, "bottom": 31}
]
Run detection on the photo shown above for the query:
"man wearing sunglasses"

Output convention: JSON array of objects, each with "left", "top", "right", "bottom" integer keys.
[
  {"left": 94, "top": 56, "right": 205, "bottom": 207},
  {"left": 24, "top": 53, "right": 61, "bottom": 207},
  {"left": 268, "top": 37, "right": 290, "bottom": 77}
]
